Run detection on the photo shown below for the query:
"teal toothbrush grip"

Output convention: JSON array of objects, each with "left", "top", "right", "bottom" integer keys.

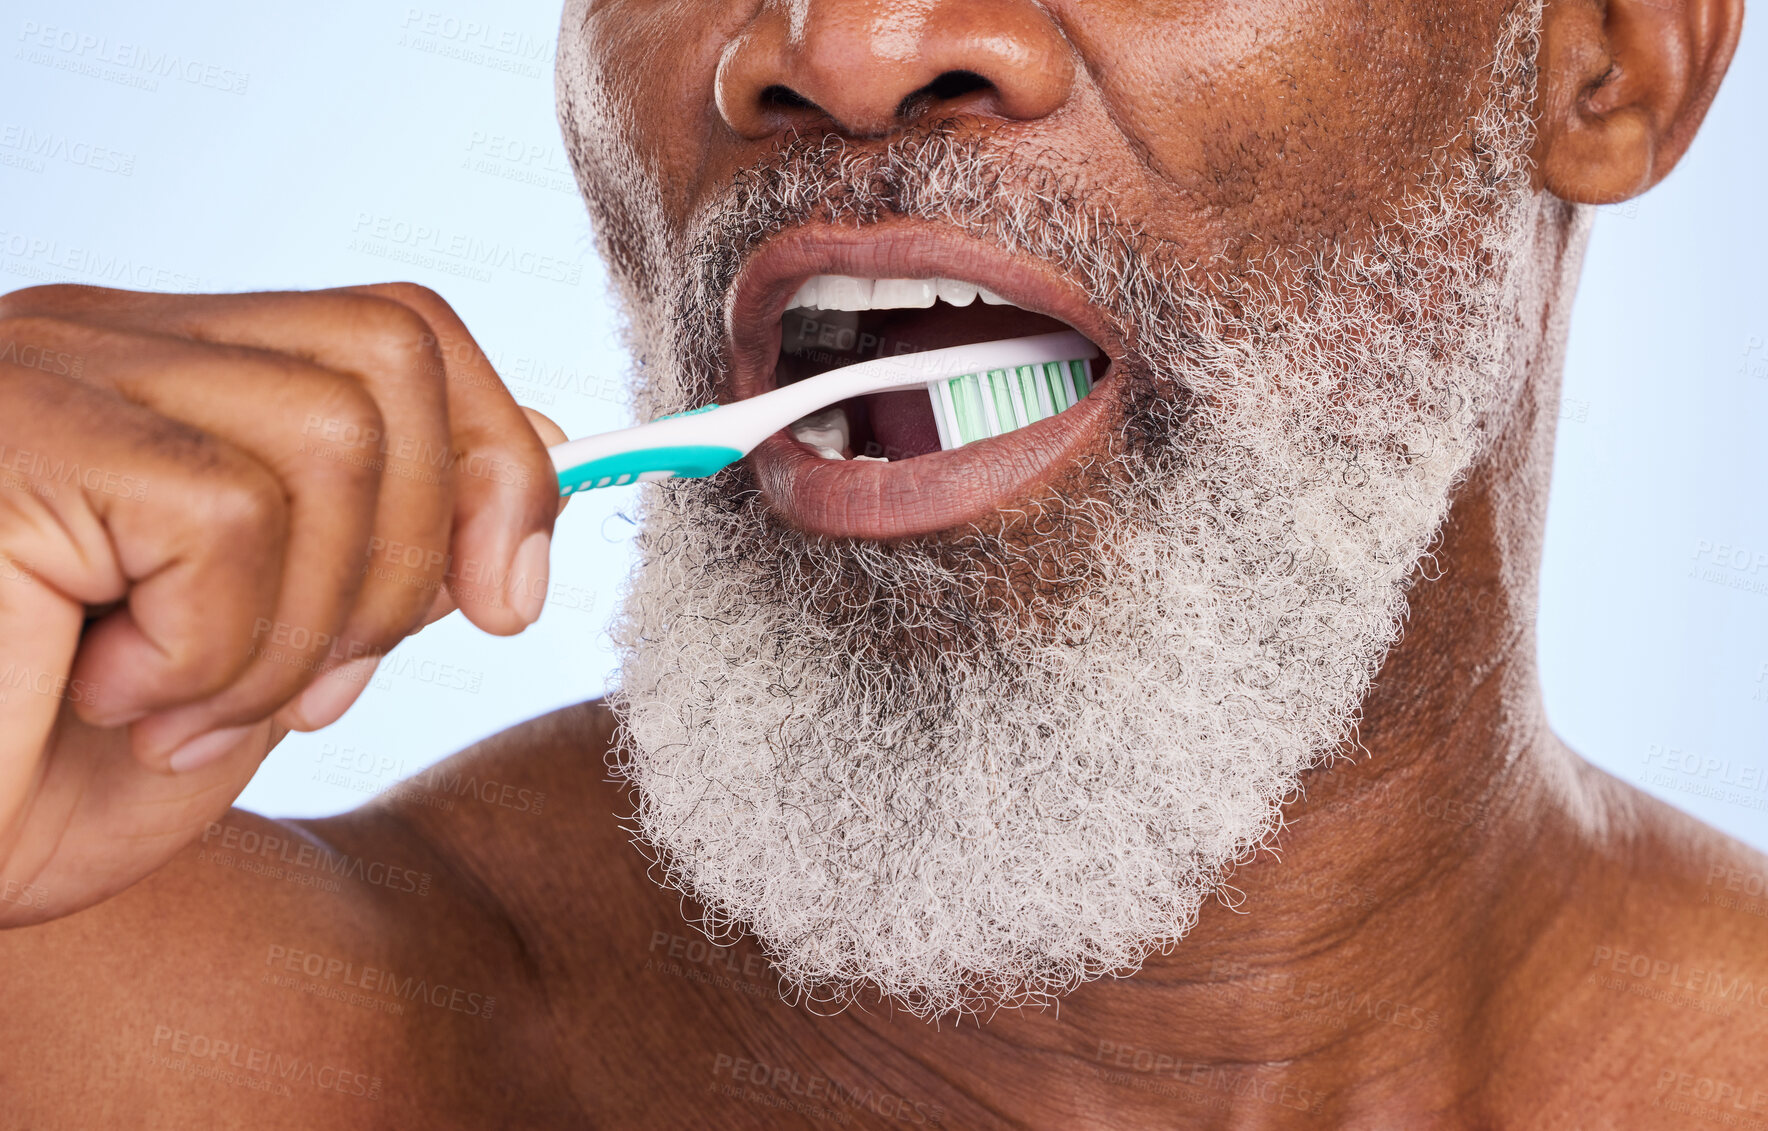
[{"left": 556, "top": 445, "right": 743, "bottom": 495}]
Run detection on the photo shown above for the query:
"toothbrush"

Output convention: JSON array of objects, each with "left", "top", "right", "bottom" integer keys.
[{"left": 548, "top": 331, "right": 1100, "bottom": 495}]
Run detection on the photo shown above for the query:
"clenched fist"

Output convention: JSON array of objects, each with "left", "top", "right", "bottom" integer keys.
[{"left": 0, "top": 282, "right": 563, "bottom": 924}]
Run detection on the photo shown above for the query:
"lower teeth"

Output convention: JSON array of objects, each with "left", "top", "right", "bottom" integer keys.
[{"left": 790, "top": 406, "right": 851, "bottom": 459}]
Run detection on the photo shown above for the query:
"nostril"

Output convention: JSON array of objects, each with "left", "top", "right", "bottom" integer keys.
[
  {"left": 924, "top": 70, "right": 993, "bottom": 101},
  {"left": 760, "top": 84, "right": 816, "bottom": 112},
  {"left": 898, "top": 70, "right": 995, "bottom": 120},
  {"left": 718, "top": 2, "right": 1074, "bottom": 142}
]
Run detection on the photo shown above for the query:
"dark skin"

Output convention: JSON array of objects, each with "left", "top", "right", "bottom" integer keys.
[{"left": 0, "top": 0, "right": 1755, "bottom": 1126}]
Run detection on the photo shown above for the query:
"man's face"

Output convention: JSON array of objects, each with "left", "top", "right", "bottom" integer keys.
[{"left": 556, "top": 0, "right": 1563, "bottom": 1017}]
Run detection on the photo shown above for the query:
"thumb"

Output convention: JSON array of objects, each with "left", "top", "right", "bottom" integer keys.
[
  {"left": 421, "top": 406, "right": 571, "bottom": 629},
  {"left": 521, "top": 406, "right": 568, "bottom": 449},
  {"left": 521, "top": 407, "right": 571, "bottom": 520}
]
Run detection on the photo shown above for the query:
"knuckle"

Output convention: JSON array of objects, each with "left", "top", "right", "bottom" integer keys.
[
  {"left": 462, "top": 436, "right": 547, "bottom": 497},
  {"left": 377, "top": 606, "right": 428, "bottom": 653},
  {"left": 520, "top": 440, "right": 557, "bottom": 504},
  {"left": 0, "top": 284, "right": 105, "bottom": 319},
  {"left": 305, "top": 370, "right": 386, "bottom": 442},
  {"left": 0, "top": 312, "right": 83, "bottom": 350},
  {"left": 352, "top": 292, "right": 433, "bottom": 341},
  {"left": 159, "top": 634, "right": 244, "bottom": 695},
  {"left": 348, "top": 294, "right": 445, "bottom": 384},
  {"left": 373, "top": 280, "right": 446, "bottom": 312},
  {"left": 198, "top": 452, "right": 288, "bottom": 543},
  {"left": 347, "top": 594, "right": 431, "bottom": 657}
]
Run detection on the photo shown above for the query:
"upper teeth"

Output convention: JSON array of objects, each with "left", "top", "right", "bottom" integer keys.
[{"left": 786, "top": 275, "right": 1013, "bottom": 312}]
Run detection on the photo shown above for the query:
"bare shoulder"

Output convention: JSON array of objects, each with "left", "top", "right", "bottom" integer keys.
[
  {"left": 1498, "top": 764, "right": 1768, "bottom": 1128},
  {"left": 1592, "top": 766, "right": 1768, "bottom": 1002},
  {"left": 0, "top": 713, "right": 603, "bottom": 1129}
]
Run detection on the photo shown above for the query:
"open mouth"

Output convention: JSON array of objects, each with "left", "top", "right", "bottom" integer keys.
[
  {"left": 775, "top": 277, "right": 1079, "bottom": 462},
  {"left": 725, "top": 223, "right": 1121, "bottom": 540}
]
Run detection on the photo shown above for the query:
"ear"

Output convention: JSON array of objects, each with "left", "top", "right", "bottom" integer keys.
[{"left": 1532, "top": 0, "right": 1744, "bottom": 204}]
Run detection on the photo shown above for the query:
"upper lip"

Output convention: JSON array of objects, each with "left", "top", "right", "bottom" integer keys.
[{"left": 723, "top": 219, "right": 1124, "bottom": 403}]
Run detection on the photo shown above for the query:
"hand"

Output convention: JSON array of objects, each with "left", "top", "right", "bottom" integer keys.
[{"left": 0, "top": 282, "right": 563, "bottom": 925}]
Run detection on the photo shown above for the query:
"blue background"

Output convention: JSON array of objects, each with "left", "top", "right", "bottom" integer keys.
[{"left": 3, "top": 2, "right": 1764, "bottom": 849}]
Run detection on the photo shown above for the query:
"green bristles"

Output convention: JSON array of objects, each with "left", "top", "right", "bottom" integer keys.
[{"left": 929, "top": 358, "right": 1094, "bottom": 449}]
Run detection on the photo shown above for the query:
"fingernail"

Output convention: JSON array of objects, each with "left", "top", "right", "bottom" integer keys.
[
  {"left": 289, "top": 654, "right": 382, "bottom": 731},
  {"left": 167, "top": 724, "right": 257, "bottom": 774},
  {"left": 507, "top": 531, "right": 550, "bottom": 626}
]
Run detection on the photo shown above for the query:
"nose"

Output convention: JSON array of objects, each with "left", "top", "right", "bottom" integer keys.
[{"left": 716, "top": 0, "right": 1076, "bottom": 141}]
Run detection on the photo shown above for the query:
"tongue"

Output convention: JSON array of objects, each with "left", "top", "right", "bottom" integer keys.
[
  {"left": 862, "top": 390, "right": 942, "bottom": 460},
  {"left": 853, "top": 310, "right": 1078, "bottom": 461}
]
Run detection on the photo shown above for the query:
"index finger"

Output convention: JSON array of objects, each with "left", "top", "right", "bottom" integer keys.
[{"left": 341, "top": 283, "right": 561, "bottom": 634}]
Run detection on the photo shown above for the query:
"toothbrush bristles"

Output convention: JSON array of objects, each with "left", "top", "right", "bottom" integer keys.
[{"left": 928, "top": 357, "right": 1094, "bottom": 449}]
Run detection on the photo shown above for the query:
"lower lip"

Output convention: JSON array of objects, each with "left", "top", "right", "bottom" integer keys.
[{"left": 749, "top": 366, "right": 1117, "bottom": 540}]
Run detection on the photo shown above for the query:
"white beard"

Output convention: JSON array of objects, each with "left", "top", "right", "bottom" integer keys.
[{"left": 605, "top": 4, "right": 1552, "bottom": 1018}]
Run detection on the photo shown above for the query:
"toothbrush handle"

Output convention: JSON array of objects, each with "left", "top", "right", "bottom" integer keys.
[
  {"left": 553, "top": 442, "right": 743, "bottom": 495},
  {"left": 551, "top": 412, "right": 744, "bottom": 494}
]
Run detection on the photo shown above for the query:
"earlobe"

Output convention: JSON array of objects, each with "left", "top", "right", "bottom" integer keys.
[{"left": 1531, "top": 0, "right": 1744, "bottom": 205}]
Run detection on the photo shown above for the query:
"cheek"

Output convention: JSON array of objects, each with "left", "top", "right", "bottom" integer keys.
[
  {"left": 563, "top": 0, "right": 753, "bottom": 234},
  {"left": 1062, "top": 1, "right": 1495, "bottom": 251}
]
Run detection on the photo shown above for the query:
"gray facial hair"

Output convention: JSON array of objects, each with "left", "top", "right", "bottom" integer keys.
[{"left": 605, "top": 2, "right": 1561, "bottom": 1019}]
